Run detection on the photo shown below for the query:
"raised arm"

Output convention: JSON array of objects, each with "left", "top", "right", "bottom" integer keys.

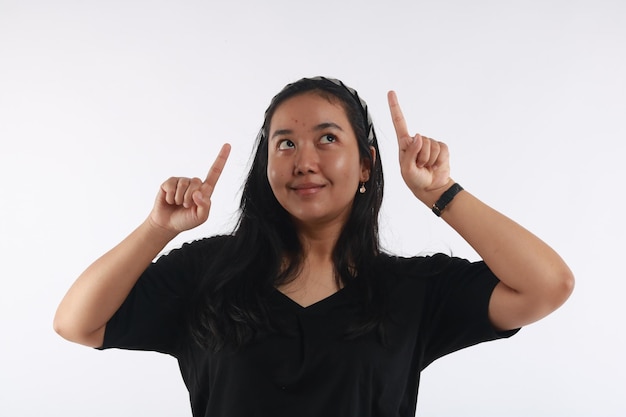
[
  {"left": 53, "top": 144, "right": 231, "bottom": 347},
  {"left": 388, "top": 91, "right": 574, "bottom": 331}
]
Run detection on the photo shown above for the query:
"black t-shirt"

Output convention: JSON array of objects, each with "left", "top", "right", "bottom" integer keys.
[{"left": 100, "top": 236, "right": 518, "bottom": 417}]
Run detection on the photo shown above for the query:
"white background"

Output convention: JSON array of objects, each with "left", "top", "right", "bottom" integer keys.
[{"left": 1, "top": 1, "right": 625, "bottom": 416}]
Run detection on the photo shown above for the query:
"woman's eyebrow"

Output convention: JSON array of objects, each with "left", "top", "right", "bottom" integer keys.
[
  {"left": 270, "top": 129, "right": 292, "bottom": 140},
  {"left": 313, "top": 122, "right": 344, "bottom": 132}
]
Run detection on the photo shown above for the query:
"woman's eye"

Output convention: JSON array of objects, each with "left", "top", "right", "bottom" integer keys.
[
  {"left": 320, "top": 134, "right": 336, "bottom": 144},
  {"left": 278, "top": 139, "right": 295, "bottom": 150}
]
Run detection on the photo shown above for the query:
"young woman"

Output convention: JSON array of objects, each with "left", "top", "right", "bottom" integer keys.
[{"left": 54, "top": 76, "right": 574, "bottom": 416}]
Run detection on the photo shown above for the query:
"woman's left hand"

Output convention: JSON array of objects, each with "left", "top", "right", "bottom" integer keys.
[
  {"left": 387, "top": 91, "right": 574, "bottom": 331},
  {"left": 388, "top": 91, "right": 452, "bottom": 204}
]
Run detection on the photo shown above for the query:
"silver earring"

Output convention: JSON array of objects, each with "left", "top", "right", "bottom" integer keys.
[{"left": 359, "top": 182, "right": 366, "bottom": 194}]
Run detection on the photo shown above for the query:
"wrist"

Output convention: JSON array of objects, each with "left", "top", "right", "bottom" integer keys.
[
  {"left": 415, "top": 179, "right": 456, "bottom": 208},
  {"left": 143, "top": 217, "right": 180, "bottom": 242}
]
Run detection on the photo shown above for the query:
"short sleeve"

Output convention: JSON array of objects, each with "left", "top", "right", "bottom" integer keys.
[
  {"left": 419, "top": 254, "right": 519, "bottom": 367},
  {"left": 98, "top": 236, "right": 224, "bottom": 356}
]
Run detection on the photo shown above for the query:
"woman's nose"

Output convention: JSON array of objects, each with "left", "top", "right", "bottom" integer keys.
[{"left": 294, "top": 144, "right": 319, "bottom": 175}]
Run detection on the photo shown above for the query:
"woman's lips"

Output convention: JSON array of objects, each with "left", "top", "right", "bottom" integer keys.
[{"left": 291, "top": 183, "right": 325, "bottom": 195}]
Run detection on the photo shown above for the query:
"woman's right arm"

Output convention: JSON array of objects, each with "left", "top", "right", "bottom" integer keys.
[{"left": 53, "top": 144, "right": 231, "bottom": 347}]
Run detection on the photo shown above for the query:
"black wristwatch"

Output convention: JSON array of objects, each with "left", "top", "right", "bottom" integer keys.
[{"left": 432, "top": 183, "right": 464, "bottom": 217}]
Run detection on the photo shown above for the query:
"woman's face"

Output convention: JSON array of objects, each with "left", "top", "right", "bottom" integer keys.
[{"left": 267, "top": 92, "right": 370, "bottom": 231}]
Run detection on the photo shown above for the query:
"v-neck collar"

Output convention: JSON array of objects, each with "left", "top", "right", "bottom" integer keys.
[{"left": 272, "top": 286, "right": 349, "bottom": 314}]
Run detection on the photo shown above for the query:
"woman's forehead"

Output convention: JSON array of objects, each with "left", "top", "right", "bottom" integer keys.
[{"left": 269, "top": 92, "right": 350, "bottom": 130}]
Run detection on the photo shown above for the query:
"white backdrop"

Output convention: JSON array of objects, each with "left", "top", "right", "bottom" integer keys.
[{"left": 1, "top": 1, "right": 625, "bottom": 416}]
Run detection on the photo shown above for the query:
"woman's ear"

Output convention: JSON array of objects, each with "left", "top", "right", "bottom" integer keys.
[{"left": 360, "top": 146, "right": 376, "bottom": 182}]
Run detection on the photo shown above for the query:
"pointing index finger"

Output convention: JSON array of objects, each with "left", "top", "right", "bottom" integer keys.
[
  {"left": 203, "top": 143, "right": 231, "bottom": 192},
  {"left": 387, "top": 91, "right": 412, "bottom": 147}
]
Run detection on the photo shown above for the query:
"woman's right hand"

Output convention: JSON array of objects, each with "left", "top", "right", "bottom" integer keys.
[
  {"left": 53, "top": 143, "right": 231, "bottom": 347},
  {"left": 148, "top": 143, "right": 231, "bottom": 234}
]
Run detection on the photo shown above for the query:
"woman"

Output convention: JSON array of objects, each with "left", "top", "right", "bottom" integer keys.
[{"left": 54, "top": 76, "right": 574, "bottom": 416}]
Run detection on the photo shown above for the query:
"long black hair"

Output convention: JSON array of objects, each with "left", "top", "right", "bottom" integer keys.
[{"left": 189, "top": 77, "right": 386, "bottom": 351}]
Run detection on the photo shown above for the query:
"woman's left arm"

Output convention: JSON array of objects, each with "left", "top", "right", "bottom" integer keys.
[{"left": 388, "top": 91, "right": 574, "bottom": 331}]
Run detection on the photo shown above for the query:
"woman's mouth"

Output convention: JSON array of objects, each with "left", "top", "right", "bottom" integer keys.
[{"left": 291, "top": 183, "right": 325, "bottom": 196}]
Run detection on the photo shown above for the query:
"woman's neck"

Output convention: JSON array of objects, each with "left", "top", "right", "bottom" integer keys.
[
  {"left": 294, "top": 217, "right": 344, "bottom": 259},
  {"left": 276, "top": 223, "right": 344, "bottom": 307}
]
